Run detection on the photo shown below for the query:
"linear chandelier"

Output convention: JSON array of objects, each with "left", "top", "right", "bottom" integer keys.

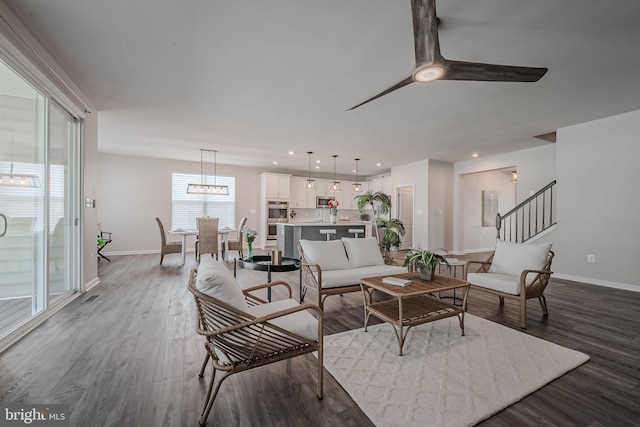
[
  {"left": 0, "top": 165, "right": 40, "bottom": 188},
  {"left": 187, "top": 149, "right": 229, "bottom": 195}
]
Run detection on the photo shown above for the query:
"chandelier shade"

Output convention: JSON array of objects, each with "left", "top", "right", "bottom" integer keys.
[
  {"left": 329, "top": 154, "right": 341, "bottom": 192},
  {"left": 305, "top": 151, "right": 315, "bottom": 189},
  {"left": 352, "top": 158, "right": 362, "bottom": 193}
]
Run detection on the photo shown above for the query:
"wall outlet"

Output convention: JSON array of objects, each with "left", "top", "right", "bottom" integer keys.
[{"left": 587, "top": 254, "right": 596, "bottom": 263}]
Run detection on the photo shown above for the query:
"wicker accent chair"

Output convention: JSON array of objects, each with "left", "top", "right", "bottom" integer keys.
[
  {"left": 222, "top": 217, "right": 247, "bottom": 260},
  {"left": 465, "top": 240, "right": 554, "bottom": 328},
  {"left": 196, "top": 217, "right": 219, "bottom": 262},
  {"left": 155, "top": 217, "right": 182, "bottom": 265},
  {"left": 188, "top": 266, "right": 323, "bottom": 426}
]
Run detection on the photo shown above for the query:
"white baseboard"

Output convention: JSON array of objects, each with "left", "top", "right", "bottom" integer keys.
[
  {"left": 554, "top": 273, "right": 640, "bottom": 293},
  {"left": 101, "top": 249, "right": 195, "bottom": 256},
  {"left": 85, "top": 277, "right": 100, "bottom": 292}
]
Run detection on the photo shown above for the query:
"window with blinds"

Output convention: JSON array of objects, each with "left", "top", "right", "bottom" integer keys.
[{"left": 171, "top": 173, "right": 236, "bottom": 230}]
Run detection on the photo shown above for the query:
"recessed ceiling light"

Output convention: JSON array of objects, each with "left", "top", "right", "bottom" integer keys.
[
  {"left": 472, "top": 153, "right": 479, "bottom": 158},
  {"left": 288, "top": 151, "right": 294, "bottom": 155},
  {"left": 315, "top": 166, "right": 320, "bottom": 169},
  {"left": 316, "top": 160, "right": 321, "bottom": 163},
  {"left": 376, "top": 162, "right": 381, "bottom": 166},
  {"left": 273, "top": 161, "right": 278, "bottom": 165}
]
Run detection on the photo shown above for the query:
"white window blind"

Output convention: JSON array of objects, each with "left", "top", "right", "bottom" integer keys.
[{"left": 171, "top": 173, "right": 236, "bottom": 230}]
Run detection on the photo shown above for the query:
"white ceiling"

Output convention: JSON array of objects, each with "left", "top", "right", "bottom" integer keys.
[{"left": 5, "top": 0, "right": 640, "bottom": 177}]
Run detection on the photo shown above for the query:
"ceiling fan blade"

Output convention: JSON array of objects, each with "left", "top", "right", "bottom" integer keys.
[
  {"left": 442, "top": 60, "right": 548, "bottom": 82},
  {"left": 412, "top": 0, "right": 441, "bottom": 66},
  {"left": 347, "top": 76, "right": 414, "bottom": 111}
]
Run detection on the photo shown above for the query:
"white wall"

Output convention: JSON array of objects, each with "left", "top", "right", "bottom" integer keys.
[
  {"left": 391, "top": 159, "right": 429, "bottom": 248},
  {"left": 554, "top": 109, "right": 640, "bottom": 290},
  {"left": 460, "top": 169, "right": 516, "bottom": 251},
  {"left": 98, "top": 153, "right": 263, "bottom": 254}
]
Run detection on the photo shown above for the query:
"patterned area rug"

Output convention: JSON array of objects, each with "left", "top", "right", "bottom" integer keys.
[{"left": 323, "top": 314, "right": 589, "bottom": 427}]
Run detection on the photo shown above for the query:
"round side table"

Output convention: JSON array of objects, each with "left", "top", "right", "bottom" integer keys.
[{"left": 235, "top": 255, "right": 302, "bottom": 301}]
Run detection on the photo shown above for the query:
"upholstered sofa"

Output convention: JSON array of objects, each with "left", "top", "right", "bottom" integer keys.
[
  {"left": 298, "top": 237, "right": 407, "bottom": 310},
  {"left": 465, "top": 239, "right": 554, "bottom": 328}
]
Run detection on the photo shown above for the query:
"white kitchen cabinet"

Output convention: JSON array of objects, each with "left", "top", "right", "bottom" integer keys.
[
  {"left": 262, "top": 173, "right": 291, "bottom": 199},
  {"left": 290, "top": 176, "right": 317, "bottom": 208},
  {"left": 370, "top": 175, "right": 392, "bottom": 195}
]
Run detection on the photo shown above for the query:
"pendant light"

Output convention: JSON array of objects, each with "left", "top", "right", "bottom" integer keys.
[
  {"left": 352, "top": 158, "right": 362, "bottom": 193},
  {"left": 305, "top": 151, "right": 315, "bottom": 189},
  {"left": 329, "top": 154, "right": 341, "bottom": 192},
  {"left": 187, "top": 149, "right": 229, "bottom": 195}
]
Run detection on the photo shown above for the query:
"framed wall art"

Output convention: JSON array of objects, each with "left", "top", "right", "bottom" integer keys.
[{"left": 482, "top": 190, "right": 498, "bottom": 227}]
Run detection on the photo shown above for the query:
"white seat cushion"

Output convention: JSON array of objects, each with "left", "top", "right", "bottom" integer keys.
[
  {"left": 245, "top": 299, "right": 318, "bottom": 341},
  {"left": 341, "top": 237, "right": 385, "bottom": 268},
  {"left": 467, "top": 272, "right": 521, "bottom": 295},
  {"left": 196, "top": 257, "right": 248, "bottom": 310},
  {"left": 320, "top": 265, "right": 407, "bottom": 289},
  {"left": 299, "top": 239, "right": 350, "bottom": 271},
  {"left": 489, "top": 240, "right": 552, "bottom": 277}
]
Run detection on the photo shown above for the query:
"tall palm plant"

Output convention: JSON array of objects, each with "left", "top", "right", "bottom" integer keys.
[{"left": 355, "top": 191, "right": 391, "bottom": 218}]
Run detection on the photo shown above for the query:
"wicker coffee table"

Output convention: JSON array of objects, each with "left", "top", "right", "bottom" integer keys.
[{"left": 360, "top": 272, "right": 470, "bottom": 356}]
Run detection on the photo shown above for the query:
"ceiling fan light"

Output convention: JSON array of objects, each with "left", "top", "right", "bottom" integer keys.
[{"left": 414, "top": 65, "right": 445, "bottom": 82}]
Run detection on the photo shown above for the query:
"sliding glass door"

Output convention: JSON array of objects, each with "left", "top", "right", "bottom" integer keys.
[{"left": 0, "top": 59, "right": 80, "bottom": 339}]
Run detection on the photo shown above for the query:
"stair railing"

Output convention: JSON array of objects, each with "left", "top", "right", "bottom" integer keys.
[{"left": 496, "top": 180, "right": 557, "bottom": 243}]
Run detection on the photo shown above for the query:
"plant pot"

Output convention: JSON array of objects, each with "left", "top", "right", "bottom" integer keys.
[
  {"left": 329, "top": 214, "right": 337, "bottom": 224},
  {"left": 419, "top": 266, "right": 435, "bottom": 281}
]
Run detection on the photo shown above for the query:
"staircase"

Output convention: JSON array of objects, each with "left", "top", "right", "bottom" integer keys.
[{"left": 496, "top": 180, "right": 557, "bottom": 243}]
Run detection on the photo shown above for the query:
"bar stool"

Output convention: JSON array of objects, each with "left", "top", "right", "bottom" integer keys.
[
  {"left": 319, "top": 229, "right": 336, "bottom": 241},
  {"left": 348, "top": 228, "right": 365, "bottom": 238}
]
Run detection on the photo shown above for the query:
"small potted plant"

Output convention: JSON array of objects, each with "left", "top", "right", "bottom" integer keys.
[
  {"left": 403, "top": 248, "right": 449, "bottom": 281},
  {"left": 376, "top": 218, "right": 405, "bottom": 252}
]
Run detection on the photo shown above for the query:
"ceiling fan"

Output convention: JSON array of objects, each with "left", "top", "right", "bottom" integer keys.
[{"left": 347, "top": 0, "right": 548, "bottom": 110}]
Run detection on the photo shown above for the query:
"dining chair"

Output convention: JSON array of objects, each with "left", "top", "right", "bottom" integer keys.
[
  {"left": 223, "top": 217, "right": 247, "bottom": 260},
  {"left": 196, "top": 217, "right": 219, "bottom": 262},
  {"left": 155, "top": 217, "right": 182, "bottom": 265}
]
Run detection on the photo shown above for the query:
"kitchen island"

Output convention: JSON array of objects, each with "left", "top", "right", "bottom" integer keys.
[{"left": 277, "top": 222, "right": 372, "bottom": 258}]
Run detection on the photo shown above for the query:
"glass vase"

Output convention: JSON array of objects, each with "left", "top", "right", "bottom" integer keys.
[{"left": 247, "top": 242, "right": 253, "bottom": 261}]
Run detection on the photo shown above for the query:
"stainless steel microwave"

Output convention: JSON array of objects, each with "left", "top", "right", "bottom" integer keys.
[{"left": 316, "top": 197, "right": 334, "bottom": 208}]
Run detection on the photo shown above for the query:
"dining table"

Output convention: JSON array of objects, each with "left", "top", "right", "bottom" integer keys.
[{"left": 170, "top": 227, "right": 236, "bottom": 265}]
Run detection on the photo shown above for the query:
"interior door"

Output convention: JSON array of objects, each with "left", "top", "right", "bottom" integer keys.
[{"left": 397, "top": 186, "right": 414, "bottom": 249}]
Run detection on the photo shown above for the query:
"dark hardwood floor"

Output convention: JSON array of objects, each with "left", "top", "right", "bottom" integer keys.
[{"left": 1, "top": 251, "right": 639, "bottom": 426}]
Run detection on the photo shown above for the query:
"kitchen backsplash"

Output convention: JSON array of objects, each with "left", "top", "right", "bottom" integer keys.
[{"left": 289, "top": 208, "right": 367, "bottom": 223}]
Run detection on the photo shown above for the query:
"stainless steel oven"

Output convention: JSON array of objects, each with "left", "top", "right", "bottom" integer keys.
[{"left": 266, "top": 200, "right": 289, "bottom": 240}]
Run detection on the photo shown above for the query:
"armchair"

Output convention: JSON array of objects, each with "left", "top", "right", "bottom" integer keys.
[
  {"left": 188, "top": 258, "right": 323, "bottom": 426},
  {"left": 465, "top": 240, "right": 554, "bottom": 328}
]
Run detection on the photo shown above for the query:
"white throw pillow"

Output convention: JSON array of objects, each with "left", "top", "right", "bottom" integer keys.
[
  {"left": 341, "top": 237, "right": 385, "bottom": 268},
  {"left": 489, "top": 240, "right": 552, "bottom": 277},
  {"left": 195, "top": 257, "right": 248, "bottom": 310},
  {"left": 299, "top": 239, "right": 350, "bottom": 271}
]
